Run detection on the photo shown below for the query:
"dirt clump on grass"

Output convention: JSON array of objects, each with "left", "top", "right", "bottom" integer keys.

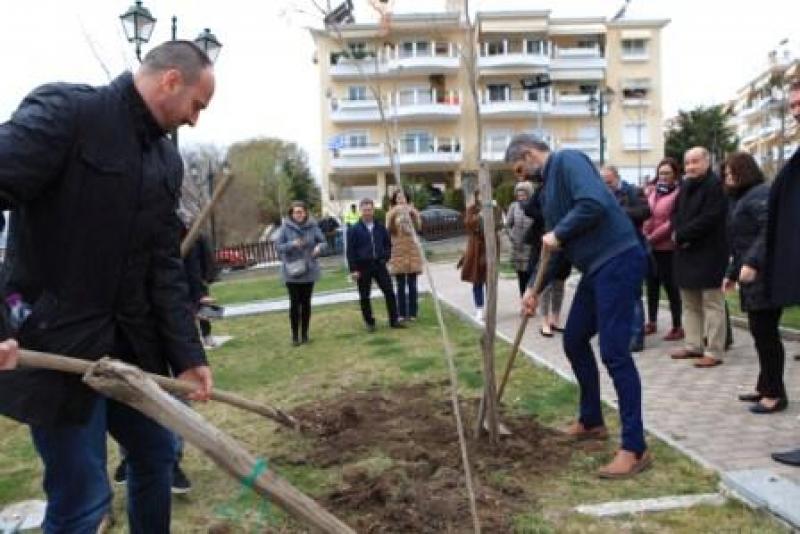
[{"left": 285, "top": 383, "right": 575, "bottom": 533}]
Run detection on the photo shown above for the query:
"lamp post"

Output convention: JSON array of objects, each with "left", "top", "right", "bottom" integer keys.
[
  {"left": 588, "top": 87, "right": 614, "bottom": 165},
  {"left": 119, "top": 0, "right": 156, "bottom": 62},
  {"left": 119, "top": 2, "right": 223, "bottom": 149},
  {"left": 521, "top": 74, "right": 552, "bottom": 139}
]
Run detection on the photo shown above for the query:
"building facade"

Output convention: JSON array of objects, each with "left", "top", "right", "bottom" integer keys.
[
  {"left": 311, "top": 8, "right": 669, "bottom": 214},
  {"left": 728, "top": 49, "right": 799, "bottom": 178}
]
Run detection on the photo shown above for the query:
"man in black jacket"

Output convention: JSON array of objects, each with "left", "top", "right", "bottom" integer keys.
[
  {"left": 346, "top": 198, "right": 403, "bottom": 331},
  {"left": 769, "top": 80, "right": 800, "bottom": 467},
  {"left": 601, "top": 165, "right": 651, "bottom": 352},
  {"left": 670, "top": 147, "right": 729, "bottom": 368},
  {"left": 0, "top": 41, "right": 215, "bottom": 532}
]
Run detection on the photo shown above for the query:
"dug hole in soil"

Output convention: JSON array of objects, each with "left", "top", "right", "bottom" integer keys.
[{"left": 276, "top": 382, "right": 591, "bottom": 533}]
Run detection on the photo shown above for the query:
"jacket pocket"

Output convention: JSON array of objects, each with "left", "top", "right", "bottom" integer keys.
[{"left": 79, "top": 146, "right": 128, "bottom": 177}]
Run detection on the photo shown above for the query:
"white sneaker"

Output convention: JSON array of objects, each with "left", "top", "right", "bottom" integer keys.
[{"left": 474, "top": 308, "right": 484, "bottom": 322}]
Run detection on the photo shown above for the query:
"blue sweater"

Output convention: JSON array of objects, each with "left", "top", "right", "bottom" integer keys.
[{"left": 542, "top": 150, "right": 640, "bottom": 275}]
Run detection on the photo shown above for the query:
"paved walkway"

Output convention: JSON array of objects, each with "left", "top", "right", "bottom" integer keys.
[{"left": 426, "top": 262, "right": 800, "bottom": 489}]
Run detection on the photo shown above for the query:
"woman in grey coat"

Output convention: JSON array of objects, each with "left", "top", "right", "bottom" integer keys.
[
  {"left": 274, "top": 201, "right": 326, "bottom": 345},
  {"left": 506, "top": 181, "right": 534, "bottom": 295}
]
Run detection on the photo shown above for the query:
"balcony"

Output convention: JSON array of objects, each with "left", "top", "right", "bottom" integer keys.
[
  {"left": 330, "top": 98, "right": 380, "bottom": 123},
  {"left": 388, "top": 89, "right": 461, "bottom": 121},
  {"left": 551, "top": 46, "right": 606, "bottom": 79},
  {"left": 331, "top": 144, "right": 389, "bottom": 170},
  {"left": 551, "top": 93, "right": 604, "bottom": 117},
  {"left": 385, "top": 41, "right": 460, "bottom": 74},
  {"left": 480, "top": 89, "right": 552, "bottom": 118},
  {"left": 478, "top": 39, "right": 551, "bottom": 73},
  {"left": 398, "top": 137, "right": 462, "bottom": 166},
  {"left": 558, "top": 138, "right": 601, "bottom": 161},
  {"left": 329, "top": 51, "right": 387, "bottom": 79}
]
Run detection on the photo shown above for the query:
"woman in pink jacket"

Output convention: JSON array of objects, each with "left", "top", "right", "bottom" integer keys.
[{"left": 643, "top": 157, "right": 684, "bottom": 341}]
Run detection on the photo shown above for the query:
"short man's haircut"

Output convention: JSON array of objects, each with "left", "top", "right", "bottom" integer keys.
[
  {"left": 141, "top": 41, "right": 212, "bottom": 84},
  {"left": 359, "top": 198, "right": 374, "bottom": 208},
  {"left": 602, "top": 164, "right": 620, "bottom": 179},
  {"left": 504, "top": 133, "right": 550, "bottom": 164}
]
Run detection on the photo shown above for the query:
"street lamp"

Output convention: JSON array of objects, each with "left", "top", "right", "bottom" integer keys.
[
  {"left": 119, "top": 0, "right": 157, "bottom": 62},
  {"left": 588, "top": 87, "right": 615, "bottom": 165},
  {"left": 194, "top": 28, "right": 223, "bottom": 63}
]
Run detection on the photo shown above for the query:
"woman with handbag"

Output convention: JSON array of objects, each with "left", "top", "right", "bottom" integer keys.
[
  {"left": 274, "top": 201, "right": 326, "bottom": 346},
  {"left": 387, "top": 190, "right": 423, "bottom": 322}
]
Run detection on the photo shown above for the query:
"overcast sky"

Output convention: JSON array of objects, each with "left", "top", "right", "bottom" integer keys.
[{"left": 0, "top": 0, "right": 797, "bottom": 179}]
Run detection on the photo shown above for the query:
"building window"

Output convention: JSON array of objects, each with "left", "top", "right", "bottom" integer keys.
[
  {"left": 399, "top": 40, "right": 432, "bottom": 58},
  {"left": 486, "top": 41, "right": 505, "bottom": 56},
  {"left": 622, "top": 79, "right": 650, "bottom": 100},
  {"left": 485, "top": 131, "right": 512, "bottom": 153},
  {"left": 348, "top": 86, "right": 368, "bottom": 101},
  {"left": 623, "top": 123, "right": 650, "bottom": 150},
  {"left": 525, "top": 39, "right": 549, "bottom": 55},
  {"left": 576, "top": 39, "right": 598, "bottom": 49},
  {"left": 435, "top": 41, "right": 450, "bottom": 56},
  {"left": 401, "top": 131, "right": 433, "bottom": 154},
  {"left": 622, "top": 39, "right": 648, "bottom": 59},
  {"left": 344, "top": 131, "right": 368, "bottom": 148},
  {"left": 487, "top": 84, "right": 510, "bottom": 102},
  {"left": 579, "top": 84, "right": 599, "bottom": 95}
]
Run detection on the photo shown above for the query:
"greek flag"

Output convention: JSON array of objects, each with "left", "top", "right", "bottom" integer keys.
[{"left": 327, "top": 136, "right": 345, "bottom": 151}]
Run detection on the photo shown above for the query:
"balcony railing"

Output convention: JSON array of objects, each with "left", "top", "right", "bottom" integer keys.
[
  {"left": 554, "top": 45, "right": 602, "bottom": 58},
  {"left": 551, "top": 45, "right": 606, "bottom": 73},
  {"left": 398, "top": 137, "right": 462, "bottom": 165},
  {"left": 331, "top": 143, "right": 389, "bottom": 169},
  {"left": 480, "top": 88, "right": 552, "bottom": 117},
  {"left": 478, "top": 41, "right": 551, "bottom": 70}
]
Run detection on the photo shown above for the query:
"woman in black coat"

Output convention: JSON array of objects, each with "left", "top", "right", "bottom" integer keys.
[{"left": 722, "top": 152, "right": 787, "bottom": 414}]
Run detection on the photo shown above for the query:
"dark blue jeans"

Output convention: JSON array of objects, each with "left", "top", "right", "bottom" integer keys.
[
  {"left": 472, "top": 283, "right": 485, "bottom": 308},
  {"left": 31, "top": 396, "right": 176, "bottom": 533},
  {"left": 395, "top": 274, "right": 418, "bottom": 319},
  {"left": 563, "top": 246, "right": 647, "bottom": 454}
]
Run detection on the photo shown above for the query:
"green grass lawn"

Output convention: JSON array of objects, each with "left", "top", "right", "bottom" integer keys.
[
  {"left": 210, "top": 265, "right": 353, "bottom": 305},
  {"left": 0, "top": 296, "right": 784, "bottom": 532},
  {"left": 726, "top": 292, "right": 800, "bottom": 330}
]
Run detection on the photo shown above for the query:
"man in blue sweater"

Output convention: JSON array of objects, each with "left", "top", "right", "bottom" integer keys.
[
  {"left": 506, "top": 134, "right": 651, "bottom": 478},
  {"left": 346, "top": 198, "right": 403, "bottom": 331}
]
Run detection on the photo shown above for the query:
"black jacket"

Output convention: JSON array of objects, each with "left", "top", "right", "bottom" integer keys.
[
  {"left": 346, "top": 219, "right": 391, "bottom": 271},
  {"left": 672, "top": 171, "right": 729, "bottom": 289},
  {"left": 613, "top": 181, "right": 651, "bottom": 231},
  {"left": 0, "top": 73, "right": 206, "bottom": 426},
  {"left": 726, "top": 183, "right": 771, "bottom": 311},
  {"left": 766, "top": 148, "right": 800, "bottom": 306}
]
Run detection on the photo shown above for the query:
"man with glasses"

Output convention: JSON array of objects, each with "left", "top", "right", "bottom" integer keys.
[{"left": 506, "top": 134, "right": 651, "bottom": 479}]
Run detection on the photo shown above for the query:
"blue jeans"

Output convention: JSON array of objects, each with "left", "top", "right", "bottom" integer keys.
[
  {"left": 472, "top": 283, "right": 485, "bottom": 308},
  {"left": 562, "top": 246, "right": 647, "bottom": 454},
  {"left": 632, "top": 296, "right": 645, "bottom": 348},
  {"left": 395, "top": 274, "right": 418, "bottom": 319},
  {"left": 31, "top": 397, "right": 176, "bottom": 534}
]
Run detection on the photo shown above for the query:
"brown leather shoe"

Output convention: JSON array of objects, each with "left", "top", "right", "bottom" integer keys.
[
  {"left": 564, "top": 421, "right": 609, "bottom": 441},
  {"left": 669, "top": 348, "right": 703, "bottom": 359},
  {"left": 663, "top": 327, "right": 685, "bottom": 341},
  {"left": 694, "top": 355, "right": 723, "bottom": 368},
  {"left": 598, "top": 449, "right": 653, "bottom": 479}
]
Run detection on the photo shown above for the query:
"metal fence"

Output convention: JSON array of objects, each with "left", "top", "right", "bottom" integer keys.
[{"left": 216, "top": 217, "right": 464, "bottom": 265}]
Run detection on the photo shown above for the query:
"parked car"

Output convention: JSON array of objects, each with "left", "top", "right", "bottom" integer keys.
[{"left": 215, "top": 248, "right": 256, "bottom": 270}]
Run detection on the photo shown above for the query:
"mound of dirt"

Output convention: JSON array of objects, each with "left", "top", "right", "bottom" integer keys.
[{"left": 284, "top": 383, "right": 578, "bottom": 533}]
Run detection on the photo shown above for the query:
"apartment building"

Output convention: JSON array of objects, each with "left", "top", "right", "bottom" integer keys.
[
  {"left": 727, "top": 49, "right": 799, "bottom": 177},
  {"left": 311, "top": 7, "right": 669, "bottom": 213}
]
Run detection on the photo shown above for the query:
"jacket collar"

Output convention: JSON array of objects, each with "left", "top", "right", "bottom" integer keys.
[{"left": 112, "top": 72, "right": 168, "bottom": 143}]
